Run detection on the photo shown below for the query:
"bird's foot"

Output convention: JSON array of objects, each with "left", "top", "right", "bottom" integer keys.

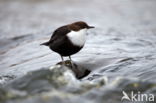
[{"left": 58, "top": 60, "right": 73, "bottom": 67}]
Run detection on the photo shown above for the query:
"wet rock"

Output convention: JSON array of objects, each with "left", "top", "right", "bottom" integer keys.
[
  {"left": 0, "top": 68, "right": 156, "bottom": 103},
  {"left": 0, "top": 64, "right": 107, "bottom": 103},
  {"left": 57, "top": 60, "right": 91, "bottom": 79}
]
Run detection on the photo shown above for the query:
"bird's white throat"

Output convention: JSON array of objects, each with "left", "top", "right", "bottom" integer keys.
[{"left": 67, "top": 29, "right": 87, "bottom": 46}]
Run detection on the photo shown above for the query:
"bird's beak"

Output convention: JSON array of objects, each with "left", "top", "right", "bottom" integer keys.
[{"left": 88, "top": 26, "right": 95, "bottom": 29}]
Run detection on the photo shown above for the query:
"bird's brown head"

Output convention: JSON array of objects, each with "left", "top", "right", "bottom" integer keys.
[{"left": 69, "top": 21, "right": 94, "bottom": 31}]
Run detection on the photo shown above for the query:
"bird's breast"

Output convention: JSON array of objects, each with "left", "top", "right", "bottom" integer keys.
[{"left": 67, "top": 29, "right": 87, "bottom": 47}]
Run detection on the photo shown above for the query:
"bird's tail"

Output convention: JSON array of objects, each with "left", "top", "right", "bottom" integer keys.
[{"left": 40, "top": 41, "right": 49, "bottom": 46}]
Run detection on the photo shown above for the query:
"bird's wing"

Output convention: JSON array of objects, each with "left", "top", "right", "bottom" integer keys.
[
  {"left": 47, "top": 26, "right": 71, "bottom": 49},
  {"left": 49, "top": 25, "right": 71, "bottom": 43}
]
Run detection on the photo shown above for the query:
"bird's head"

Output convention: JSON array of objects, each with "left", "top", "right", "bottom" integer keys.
[{"left": 69, "top": 21, "right": 94, "bottom": 31}]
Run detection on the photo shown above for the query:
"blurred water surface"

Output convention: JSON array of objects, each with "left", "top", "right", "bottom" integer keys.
[{"left": 0, "top": 0, "right": 156, "bottom": 103}]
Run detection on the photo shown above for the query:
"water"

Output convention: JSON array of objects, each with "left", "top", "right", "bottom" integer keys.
[{"left": 0, "top": 0, "right": 156, "bottom": 103}]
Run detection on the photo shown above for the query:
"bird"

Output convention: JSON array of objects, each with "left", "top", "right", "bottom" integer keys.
[{"left": 41, "top": 21, "right": 94, "bottom": 64}]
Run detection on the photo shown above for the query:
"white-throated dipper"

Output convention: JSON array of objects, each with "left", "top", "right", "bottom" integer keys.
[{"left": 41, "top": 21, "right": 94, "bottom": 64}]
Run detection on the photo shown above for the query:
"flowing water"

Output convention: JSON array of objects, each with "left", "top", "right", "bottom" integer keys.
[{"left": 0, "top": 0, "right": 156, "bottom": 103}]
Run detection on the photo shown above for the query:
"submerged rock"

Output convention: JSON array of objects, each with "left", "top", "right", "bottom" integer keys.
[
  {"left": 0, "top": 64, "right": 156, "bottom": 103},
  {"left": 0, "top": 64, "right": 106, "bottom": 103}
]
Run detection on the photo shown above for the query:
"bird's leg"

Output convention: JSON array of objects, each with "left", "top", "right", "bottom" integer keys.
[
  {"left": 69, "top": 56, "right": 72, "bottom": 62},
  {"left": 69, "top": 56, "right": 73, "bottom": 68},
  {"left": 61, "top": 55, "right": 65, "bottom": 65}
]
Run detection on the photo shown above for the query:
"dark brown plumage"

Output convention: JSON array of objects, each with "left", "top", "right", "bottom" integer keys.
[{"left": 41, "top": 21, "right": 94, "bottom": 64}]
